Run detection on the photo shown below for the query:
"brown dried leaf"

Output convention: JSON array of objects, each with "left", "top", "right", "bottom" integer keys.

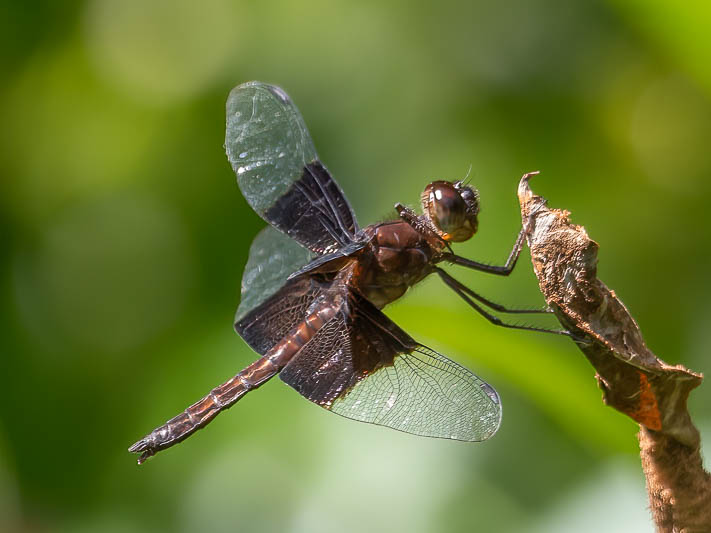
[{"left": 517, "top": 173, "right": 702, "bottom": 448}]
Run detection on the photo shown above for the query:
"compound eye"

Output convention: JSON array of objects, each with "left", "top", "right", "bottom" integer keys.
[
  {"left": 457, "top": 186, "right": 479, "bottom": 216},
  {"left": 429, "top": 183, "right": 467, "bottom": 234}
]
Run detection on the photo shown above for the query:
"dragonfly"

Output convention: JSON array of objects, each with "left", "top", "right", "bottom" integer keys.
[{"left": 129, "top": 81, "right": 564, "bottom": 464}]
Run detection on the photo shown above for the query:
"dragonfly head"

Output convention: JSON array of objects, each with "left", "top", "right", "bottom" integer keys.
[{"left": 421, "top": 180, "right": 479, "bottom": 242}]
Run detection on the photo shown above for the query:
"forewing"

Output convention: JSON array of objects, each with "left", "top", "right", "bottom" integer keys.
[
  {"left": 225, "top": 81, "right": 358, "bottom": 254},
  {"left": 280, "top": 288, "right": 502, "bottom": 441}
]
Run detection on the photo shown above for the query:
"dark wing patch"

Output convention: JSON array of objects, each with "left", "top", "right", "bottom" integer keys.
[
  {"left": 280, "top": 287, "right": 413, "bottom": 407},
  {"left": 235, "top": 275, "right": 324, "bottom": 356},
  {"left": 279, "top": 311, "right": 357, "bottom": 406},
  {"left": 263, "top": 161, "right": 359, "bottom": 254}
]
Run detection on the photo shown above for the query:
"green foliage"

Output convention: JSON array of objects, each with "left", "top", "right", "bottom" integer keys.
[{"left": 1, "top": 1, "right": 709, "bottom": 531}]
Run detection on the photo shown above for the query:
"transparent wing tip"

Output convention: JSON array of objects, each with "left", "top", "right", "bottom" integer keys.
[
  {"left": 478, "top": 382, "right": 503, "bottom": 441},
  {"left": 265, "top": 84, "right": 291, "bottom": 104},
  {"left": 229, "top": 81, "right": 291, "bottom": 105},
  {"left": 480, "top": 382, "right": 501, "bottom": 405}
]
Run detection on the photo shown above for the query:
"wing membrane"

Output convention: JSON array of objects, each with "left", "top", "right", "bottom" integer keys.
[
  {"left": 331, "top": 345, "right": 501, "bottom": 441},
  {"left": 225, "top": 82, "right": 358, "bottom": 254},
  {"left": 235, "top": 226, "right": 314, "bottom": 323}
]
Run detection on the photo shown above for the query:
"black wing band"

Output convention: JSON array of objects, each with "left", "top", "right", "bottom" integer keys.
[{"left": 264, "top": 161, "right": 359, "bottom": 254}]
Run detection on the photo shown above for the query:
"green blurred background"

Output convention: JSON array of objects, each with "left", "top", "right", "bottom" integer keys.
[{"left": 2, "top": 1, "right": 710, "bottom": 531}]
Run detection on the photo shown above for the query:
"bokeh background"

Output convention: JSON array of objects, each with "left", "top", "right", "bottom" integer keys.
[{"left": 2, "top": 1, "right": 711, "bottom": 531}]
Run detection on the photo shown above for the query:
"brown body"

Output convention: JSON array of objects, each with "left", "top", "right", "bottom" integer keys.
[{"left": 130, "top": 82, "right": 501, "bottom": 464}]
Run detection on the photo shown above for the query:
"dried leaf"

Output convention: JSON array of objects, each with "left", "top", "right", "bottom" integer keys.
[{"left": 517, "top": 173, "right": 702, "bottom": 448}]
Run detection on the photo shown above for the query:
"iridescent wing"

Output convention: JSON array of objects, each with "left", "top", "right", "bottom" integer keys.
[
  {"left": 279, "top": 288, "right": 502, "bottom": 442},
  {"left": 235, "top": 226, "right": 314, "bottom": 324},
  {"left": 225, "top": 81, "right": 359, "bottom": 255}
]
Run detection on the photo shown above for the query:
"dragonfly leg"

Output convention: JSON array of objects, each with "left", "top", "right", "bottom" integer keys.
[
  {"left": 434, "top": 268, "right": 552, "bottom": 314},
  {"left": 439, "top": 225, "right": 527, "bottom": 276},
  {"left": 433, "top": 267, "right": 572, "bottom": 337}
]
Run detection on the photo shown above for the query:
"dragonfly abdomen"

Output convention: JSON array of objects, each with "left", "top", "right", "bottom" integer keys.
[{"left": 129, "top": 297, "right": 340, "bottom": 464}]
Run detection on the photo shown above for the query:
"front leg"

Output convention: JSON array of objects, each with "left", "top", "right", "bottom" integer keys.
[
  {"left": 434, "top": 267, "right": 551, "bottom": 314},
  {"left": 395, "top": 203, "right": 452, "bottom": 251},
  {"left": 395, "top": 203, "right": 430, "bottom": 237},
  {"left": 439, "top": 225, "right": 527, "bottom": 276},
  {"left": 434, "top": 267, "right": 570, "bottom": 336}
]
